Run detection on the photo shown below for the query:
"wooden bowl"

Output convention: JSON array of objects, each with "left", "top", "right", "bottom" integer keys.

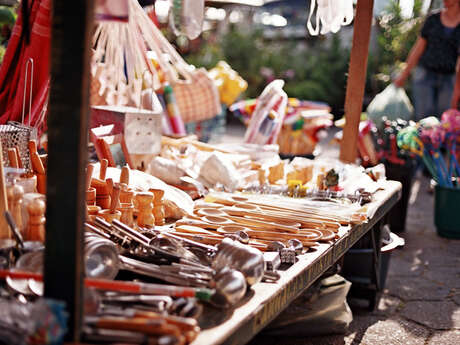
[
  {"left": 87, "top": 205, "right": 101, "bottom": 222},
  {"left": 86, "top": 187, "right": 96, "bottom": 206},
  {"left": 98, "top": 209, "right": 121, "bottom": 223}
]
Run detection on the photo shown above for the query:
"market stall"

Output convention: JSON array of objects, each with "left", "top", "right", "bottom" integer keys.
[{"left": 0, "top": 1, "right": 412, "bottom": 344}]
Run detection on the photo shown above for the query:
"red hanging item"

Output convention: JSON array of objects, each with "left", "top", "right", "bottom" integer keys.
[{"left": 0, "top": 0, "right": 51, "bottom": 128}]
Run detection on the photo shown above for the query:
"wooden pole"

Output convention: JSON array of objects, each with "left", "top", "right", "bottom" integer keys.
[
  {"left": 44, "top": 0, "right": 93, "bottom": 342},
  {"left": 339, "top": 0, "right": 374, "bottom": 163}
]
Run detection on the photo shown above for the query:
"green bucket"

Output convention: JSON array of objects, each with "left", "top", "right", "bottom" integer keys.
[{"left": 434, "top": 185, "right": 460, "bottom": 239}]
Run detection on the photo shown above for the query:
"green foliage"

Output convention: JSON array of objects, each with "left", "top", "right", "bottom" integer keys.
[
  {"left": 184, "top": 1, "right": 425, "bottom": 116},
  {"left": 0, "top": 6, "right": 16, "bottom": 26},
  {"left": 371, "top": 0, "right": 424, "bottom": 92},
  {"left": 0, "top": 45, "right": 5, "bottom": 64},
  {"left": 184, "top": 28, "right": 350, "bottom": 114},
  {"left": 284, "top": 36, "right": 350, "bottom": 113}
]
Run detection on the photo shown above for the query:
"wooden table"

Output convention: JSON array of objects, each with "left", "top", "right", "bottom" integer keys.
[{"left": 192, "top": 180, "right": 402, "bottom": 345}]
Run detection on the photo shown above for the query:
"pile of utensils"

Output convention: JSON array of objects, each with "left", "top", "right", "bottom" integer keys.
[
  {"left": 166, "top": 191, "right": 348, "bottom": 256},
  {"left": 85, "top": 217, "right": 266, "bottom": 306}
]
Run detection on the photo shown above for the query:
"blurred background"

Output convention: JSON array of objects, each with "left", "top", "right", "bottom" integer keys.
[{"left": 0, "top": 0, "right": 444, "bottom": 119}]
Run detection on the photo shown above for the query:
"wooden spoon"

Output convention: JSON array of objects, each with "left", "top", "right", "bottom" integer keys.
[{"left": 196, "top": 208, "right": 227, "bottom": 218}]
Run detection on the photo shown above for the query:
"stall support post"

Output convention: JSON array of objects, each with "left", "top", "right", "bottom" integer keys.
[
  {"left": 339, "top": 0, "right": 374, "bottom": 163},
  {"left": 44, "top": 0, "right": 94, "bottom": 342}
]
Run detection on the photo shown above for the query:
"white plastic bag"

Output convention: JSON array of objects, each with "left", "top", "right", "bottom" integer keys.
[
  {"left": 244, "top": 80, "right": 287, "bottom": 146},
  {"left": 199, "top": 152, "right": 242, "bottom": 190},
  {"left": 366, "top": 84, "right": 414, "bottom": 125},
  {"left": 307, "top": 0, "right": 354, "bottom": 36},
  {"left": 169, "top": 0, "right": 204, "bottom": 39}
]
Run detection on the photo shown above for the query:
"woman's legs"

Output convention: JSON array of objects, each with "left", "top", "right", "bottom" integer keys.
[
  {"left": 412, "top": 66, "right": 437, "bottom": 120},
  {"left": 436, "top": 73, "right": 455, "bottom": 115}
]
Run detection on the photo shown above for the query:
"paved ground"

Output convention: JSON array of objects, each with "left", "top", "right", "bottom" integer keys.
[{"left": 213, "top": 123, "right": 460, "bottom": 344}]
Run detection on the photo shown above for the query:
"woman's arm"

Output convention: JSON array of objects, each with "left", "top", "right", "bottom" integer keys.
[
  {"left": 394, "top": 37, "right": 427, "bottom": 87},
  {"left": 450, "top": 56, "right": 460, "bottom": 109}
]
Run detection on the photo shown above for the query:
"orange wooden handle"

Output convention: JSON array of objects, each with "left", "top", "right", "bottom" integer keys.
[
  {"left": 14, "top": 147, "right": 23, "bottom": 169},
  {"left": 99, "top": 159, "right": 108, "bottom": 180},
  {"left": 36, "top": 173, "right": 46, "bottom": 194},
  {"left": 96, "top": 318, "right": 180, "bottom": 337},
  {"left": 110, "top": 184, "right": 120, "bottom": 213},
  {"left": 120, "top": 165, "right": 130, "bottom": 185},
  {"left": 134, "top": 311, "right": 198, "bottom": 332},
  {"left": 7, "top": 148, "right": 18, "bottom": 168},
  {"left": 86, "top": 164, "right": 94, "bottom": 190},
  {"left": 28, "top": 140, "right": 37, "bottom": 155},
  {"left": 31, "top": 152, "right": 45, "bottom": 175},
  {"left": 105, "top": 178, "right": 113, "bottom": 196}
]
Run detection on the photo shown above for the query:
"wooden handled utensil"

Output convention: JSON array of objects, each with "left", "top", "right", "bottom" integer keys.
[
  {"left": 99, "top": 158, "right": 108, "bottom": 180},
  {"left": 224, "top": 214, "right": 300, "bottom": 233},
  {"left": 29, "top": 141, "right": 45, "bottom": 175},
  {"left": 7, "top": 148, "right": 18, "bottom": 168},
  {"left": 14, "top": 147, "right": 22, "bottom": 169},
  {"left": 224, "top": 206, "right": 340, "bottom": 231},
  {"left": 133, "top": 310, "right": 199, "bottom": 342},
  {"left": 217, "top": 227, "right": 320, "bottom": 246},
  {"left": 168, "top": 232, "right": 224, "bottom": 245},
  {"left": 120, "top": 165, "right": 130, "bottom": 185},
  {"left": 91, "top": 317, "right": 182, "bottom": 338},
  {"left": 86, "top": 164, "right": 94, "bottom": 190},
  {"left": 174, "top": 225, "right": 218, "bottom": 236},
  {"left": 28, "top": 139, "right": 46, "bottom": 194},
  {"left": 110, "top": 184, "right": 120, "bottom": 213}
]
